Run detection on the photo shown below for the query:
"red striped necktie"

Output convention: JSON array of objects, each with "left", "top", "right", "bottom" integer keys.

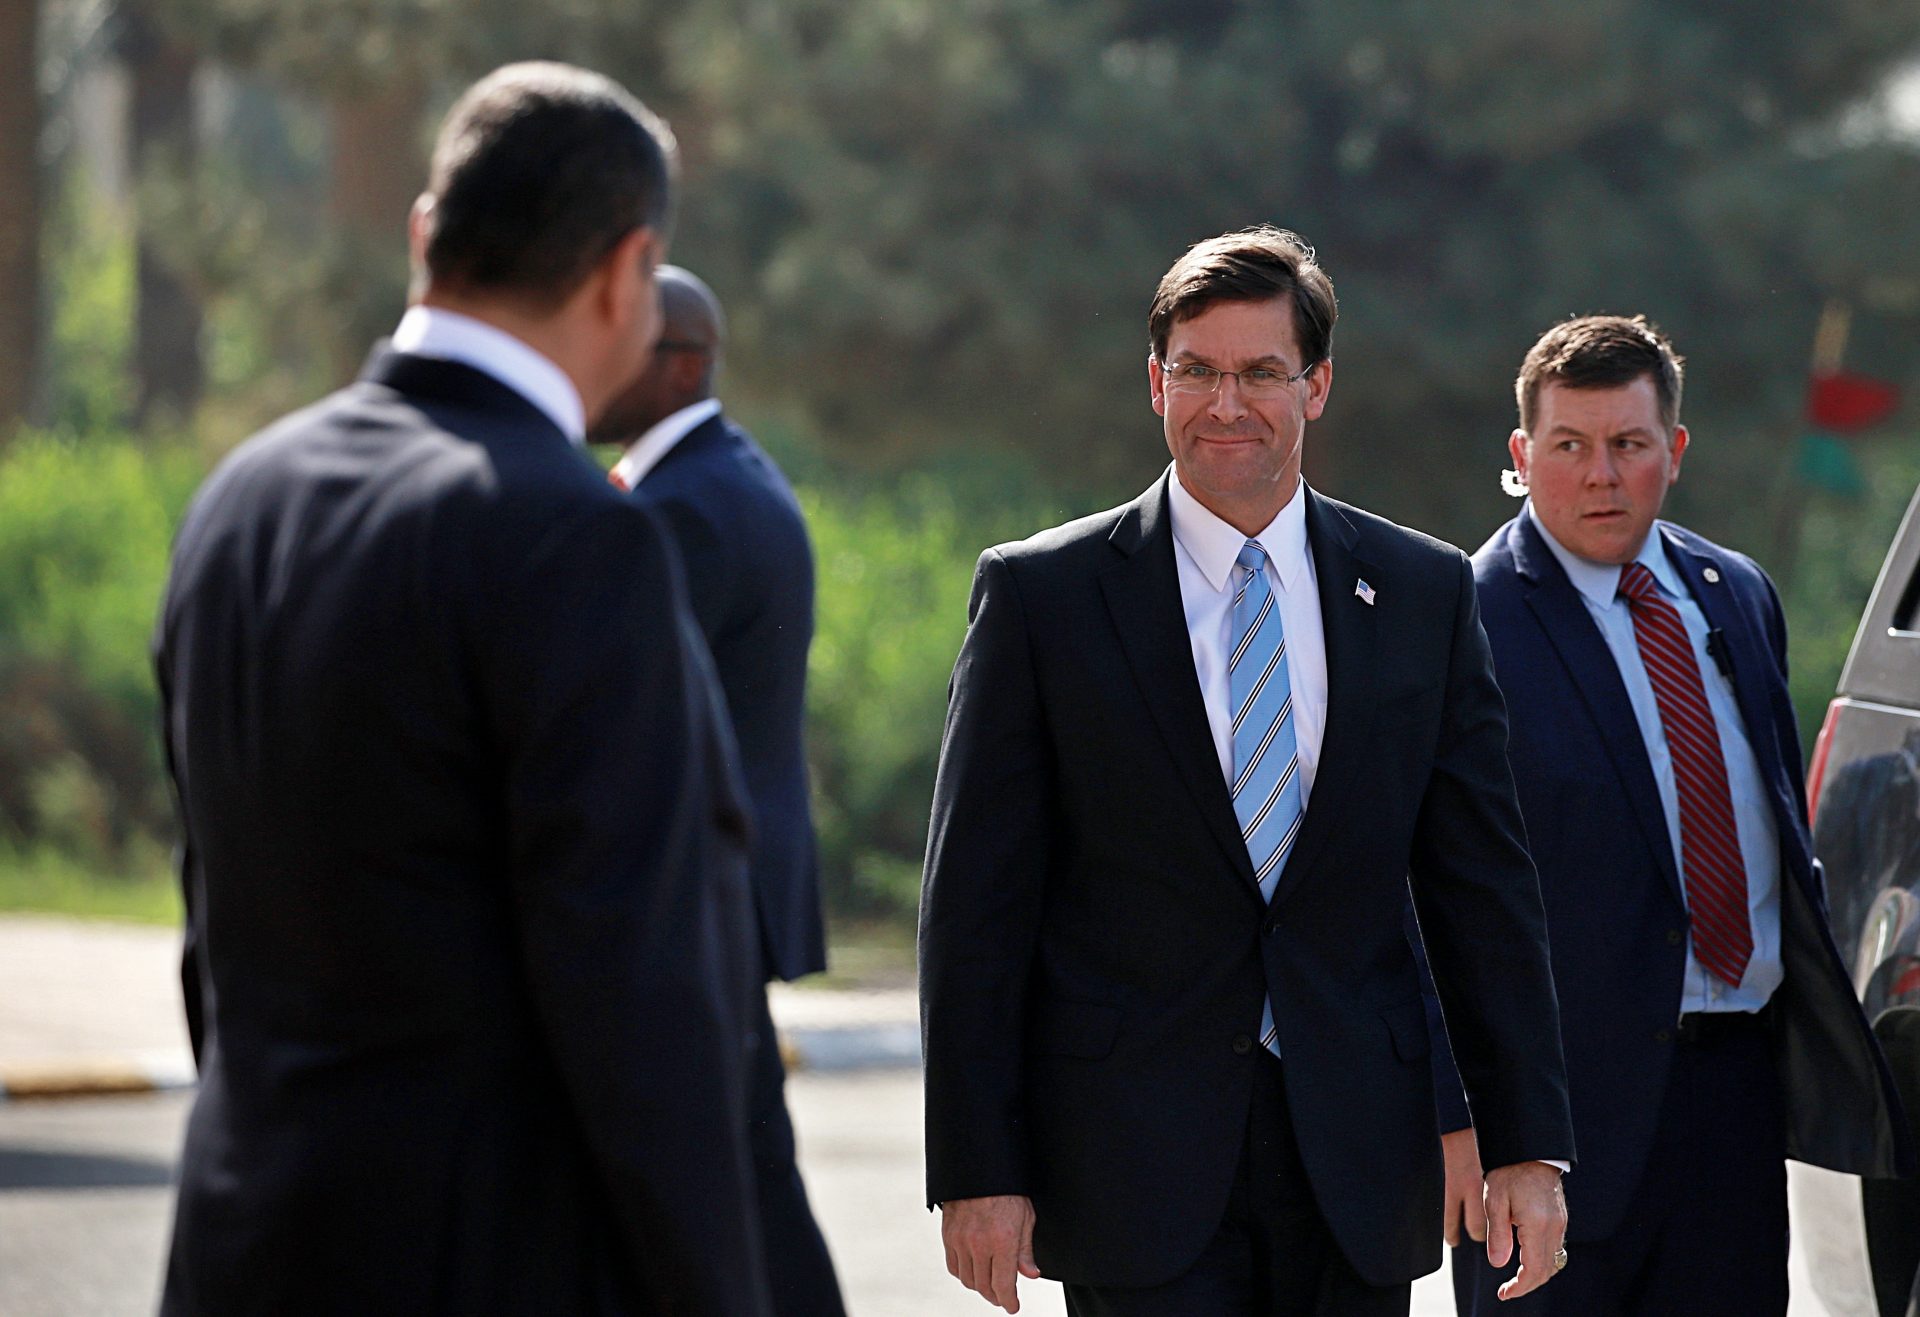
[{"left": 1617, "top": 561, "right": 1753, "bottom": 988}]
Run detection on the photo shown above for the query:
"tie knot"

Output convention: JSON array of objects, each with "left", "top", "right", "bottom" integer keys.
[
  {"left": 1617, "top": 561, "right": 1660, "bottom": 606},
  {"left": 1237, "top": 541, "right": 1269, "bottom": 575}
]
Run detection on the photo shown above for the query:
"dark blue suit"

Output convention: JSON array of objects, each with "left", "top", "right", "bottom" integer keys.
[
  {"left": 636, "top": 413, "right": 826, "bottom": 983},
  {"left": 1444, "top": 510, "right": 1912, "bottom": 1314},
  {"left": 629, "top": 410, "right": 843, "bottom": 1316},
  {"left": 157, "top": 352, "right": 770, "bottom": 1316}
]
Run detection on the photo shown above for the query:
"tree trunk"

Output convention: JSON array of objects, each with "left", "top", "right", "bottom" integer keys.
[
  {"left": 325, "top": 81, "right": 425, "bottom": 382},
  {"left": 0, "top": 0, "right": 42, "bottom": 440},
  {"left": 122, "top": 0, "right": 204, "bottom": 428}
]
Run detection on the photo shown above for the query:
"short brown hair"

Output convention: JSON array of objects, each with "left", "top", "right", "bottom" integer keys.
[
  {"left": 1148, "top": 226, "right": 1337, "bottom": 368},
  {"left": 1516, "top": 315, "right": 1685, "bottom": 435},
  {"left": 423, "top": 62, "right": 678, "bottom": 309}
]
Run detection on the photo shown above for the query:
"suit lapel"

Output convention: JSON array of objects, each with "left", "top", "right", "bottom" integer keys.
[
  {"left": 1099, "top": 477, "right": 1259, "bottom": 891},
  {"left": 1661, "top": 530, "right": 1783, "bottom": 769},
  {"left": 1268, "top": 490, "right": 1377, "bottom": 908},
  {"left": 1513, "top": 514, "right": 1684, "bottom": 905},
  {"left": 1661, "top": 528, "right": 1800, "bottom": 857}
]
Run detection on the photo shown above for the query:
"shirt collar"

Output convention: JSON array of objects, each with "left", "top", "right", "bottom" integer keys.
[
  {"left": 609, "top": 398, "right": 723, "bottom": 489},
  {"left": 1525, "top": 502, "right": 1681, "bottom": 608},
  {"left": 1167, "top": 467, "right": 1310, "bottom": 594},
  {"left": 391, "top": 306, "right": 587, "bottom": 446}
]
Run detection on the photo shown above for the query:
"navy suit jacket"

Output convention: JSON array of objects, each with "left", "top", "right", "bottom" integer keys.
[
  {"left": 1445, "top": 510, "right": 1913, "bottom": 1241},
  {"left": 156, "top": 351, "right": 771, "bottom": 1315},
  {"left": 921, "top": 478, "right": 1572, "bottom": 1290},
  {"left": 633, "top": 412, "right": 827, "bottom": 982}
]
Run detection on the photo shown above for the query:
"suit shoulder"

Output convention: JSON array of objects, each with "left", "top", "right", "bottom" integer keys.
[
  {"left": 979, "top": 500, "right": 1132, "bottom": 584},
  {"left": 1468, "top": 517, "right": 1524, "bottom": 583},
  {"left": 642, "top": 434, "right": 810, "bottom": 571},
  {"left": 1660, "top": 521, "right": 1774, "bottom": 594},
  {"left": 1320, "top": 492, "right": 1468, "bottom": 575}
]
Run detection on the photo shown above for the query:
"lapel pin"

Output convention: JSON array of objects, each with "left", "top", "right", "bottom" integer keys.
[
  {"left": 1702, "top": 567, "right": 1721, "bottom": 584},
  {"left": 1355, "top": 579, "right": 1376, "bottom": 606}
]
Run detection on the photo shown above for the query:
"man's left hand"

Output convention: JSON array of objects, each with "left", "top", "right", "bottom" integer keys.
[
  {"left": 1484, "top": 1160, "right": 1567, "bottom": 1302},
  {"left": 1442, "top": 1127, "right": 1488, "bottom": 1247}
]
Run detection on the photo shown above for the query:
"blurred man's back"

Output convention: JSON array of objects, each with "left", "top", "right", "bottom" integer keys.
[{"left": 154, "top": 63, "right": 772, "bottom": 1316}]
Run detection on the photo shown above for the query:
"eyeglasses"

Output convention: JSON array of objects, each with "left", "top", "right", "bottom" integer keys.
[{"left": 1158, "top": 358, "right": 1316, "bottom": 397}]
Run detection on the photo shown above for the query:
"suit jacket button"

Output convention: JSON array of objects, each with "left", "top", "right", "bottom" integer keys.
[
  {"left": 1654, "top": 1028, "right": 1673, "bottom": 1044},
  {"left": 1232, "top": 1035, "right": 1253, "bottom": 1055},
  {"left": 1666, "top": 929, "right": 1683, "bottom": 946}
]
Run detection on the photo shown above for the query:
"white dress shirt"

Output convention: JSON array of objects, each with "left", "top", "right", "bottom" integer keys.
[
  {"left": 391, "top": 306, "right": 587, "bottom": 446},
  {"left": 1527, "top": 504, "right": 1784, "bottom": 1014},
  {"left": 1173, "top": 475, "right": 1568, "bottom": 1171},
  {"left": 1167, "top": 469, "right": 1328, "bottom": 804},
  {"left": 609, "top": 398, "right": 723, "bottom": 489}
]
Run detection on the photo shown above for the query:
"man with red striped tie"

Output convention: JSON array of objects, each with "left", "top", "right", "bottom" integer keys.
[{"left": 1444, "top": 315, "right": 1912, "bottom": 1315}]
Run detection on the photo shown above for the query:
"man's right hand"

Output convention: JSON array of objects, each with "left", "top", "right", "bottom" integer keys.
[{"left": 941, "top": 1194, "right": 1041, "bottom": 1313}]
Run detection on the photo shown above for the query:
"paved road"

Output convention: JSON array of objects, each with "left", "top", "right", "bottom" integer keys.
[
  {"left": 0, "top": 1073, "right": 1491, "bottom": 1317},
  {"left": 0, "top": 916, "right": 1834, "bottom": 1314},
  {"left": 0, "top": 1070, "right": 1843, "bottom": 1316}
]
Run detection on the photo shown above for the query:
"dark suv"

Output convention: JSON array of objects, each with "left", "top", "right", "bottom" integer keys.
[{"left": 1800, "top": 486, "right": 1920, "bottom": 1317}]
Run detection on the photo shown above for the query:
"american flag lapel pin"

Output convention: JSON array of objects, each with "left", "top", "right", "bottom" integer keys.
[{"left": 1355, "top": 579, "right": 1376, "bottom": 606}]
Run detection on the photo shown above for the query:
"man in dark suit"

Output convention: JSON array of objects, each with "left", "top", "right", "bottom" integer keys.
[
  {"left": 154, "top": 63, "right": 772, "bottom": 1316},
  {"left": 594, "top": 266, "right": 844, "bottom": 1316},
  {"left": 1446, "top": 315, "right": 1913, "bottom": 1315},
  {"left": 919, "top": 225, "right": 1576, "bottom": 1316}
]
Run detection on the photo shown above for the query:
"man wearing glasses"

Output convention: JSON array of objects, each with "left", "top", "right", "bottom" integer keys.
[{"left": 920, "top": 225, "right": 1574, "bottom": 1314}]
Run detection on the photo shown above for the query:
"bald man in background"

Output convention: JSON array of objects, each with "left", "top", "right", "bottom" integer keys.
[{"left": 594, "top": 268, "right": 845, "bottom": 1316}]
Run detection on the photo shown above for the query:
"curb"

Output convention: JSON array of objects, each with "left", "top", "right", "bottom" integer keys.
[
  {"left": 0, "top": 1027, "right": 921, "bottom": 1102},
  {"left": 0, "top": 1053, "right": 198, "bottom": 1102},
  {"left": 781, "top": 1024, "right": 921, "bottom": 1073}
]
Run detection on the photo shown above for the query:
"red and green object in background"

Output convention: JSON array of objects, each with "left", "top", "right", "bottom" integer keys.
[{"left": 1798, "top": 371, "right": 1901, "bottom": 497}]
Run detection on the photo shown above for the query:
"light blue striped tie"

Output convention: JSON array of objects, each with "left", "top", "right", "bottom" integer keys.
[{"left": 1229, "top": 540, "right": 1303, "bottom": 1058}]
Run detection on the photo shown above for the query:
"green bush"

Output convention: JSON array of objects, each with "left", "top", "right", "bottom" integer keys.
[
  {"left": 0, "top": 431, "right": 199, "bottom": 882},
  {"left": 801, "top": 471, "right": 1074, "bottom": 920},
  {"left": 1782, "top": 439, "right": 1920, "bottom": 751},
  {"left": 0, "top": 423, "right": 1085, "bottom": 928}
]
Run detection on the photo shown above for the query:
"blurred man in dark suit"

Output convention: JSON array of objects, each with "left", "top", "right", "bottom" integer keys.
[
  {"left": 595, "top": 266, "right": 844, "bottom": 1316},
  {"left": 155, "top": 62, "right": 772, "bottom": 1316},
  {"left": 1445, "top": 315, "right": 1912, "bottom": 1316}
]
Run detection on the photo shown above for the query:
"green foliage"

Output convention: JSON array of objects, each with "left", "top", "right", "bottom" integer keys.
[
  {"left": 1781, "top": 435, "right": 1920, "bottom": 751},
  {"left": 0, "top": 411, "right": 1076, "bottom": 927},
  {"left": 0, "top": 839, "right": 179, "bottom": 924},
  {"left": 0, "top": 431, "right": 200, "bottom": 871},
  {"left": 800, "top": 469, "right": 1068, "bottom": 917},
  {"left": 41, "top": 176, "right": 136, "bottom": 435},
  {"left": 647, "top": 0, "right": 1920, "bottom": 545}
]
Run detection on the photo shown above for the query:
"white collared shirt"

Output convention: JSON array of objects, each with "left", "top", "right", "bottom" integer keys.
[
  {"left": 1526, "top": 504, "right": 1784, "bottom": 1014},
  {"left": 609, "top": 398, "right": 723, "bottom": 490},
  {"left": 1167, "top": 469, "right": 1328, "bottom": 806},
  {"left": 391, "top": 306, "right": 587, "bottom": 446}
]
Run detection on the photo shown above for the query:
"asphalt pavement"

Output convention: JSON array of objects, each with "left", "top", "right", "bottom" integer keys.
[{"left": 0, "top": 915, "right": 1830, "bottom": 1315}]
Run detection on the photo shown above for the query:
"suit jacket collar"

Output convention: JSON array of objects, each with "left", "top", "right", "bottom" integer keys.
[
  {"left": 1510, "top": 509, "right": 1685, "bottom": 903},
  {"left": 359, "top": 346, "right": 573, "bottom": 451},
  {"left": 1101, "top": 477, "right": 1382, "bottom": 906},
  {"left": 616, "top": 399, "right": 726, "bottom": 486}
]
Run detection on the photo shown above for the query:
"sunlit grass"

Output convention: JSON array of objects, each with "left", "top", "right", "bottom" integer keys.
[{"left": 0, "top": 847, "right": 181, "bottom": 926}]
